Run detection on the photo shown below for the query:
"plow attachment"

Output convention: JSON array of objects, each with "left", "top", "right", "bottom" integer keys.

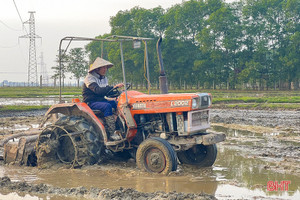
[{"left": 1, "top": 129, "right": 41, "bottom": 166}]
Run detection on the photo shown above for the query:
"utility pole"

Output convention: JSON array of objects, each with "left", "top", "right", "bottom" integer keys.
[{"left": 20, "top": 11, "right": 41, "bottom": 86}]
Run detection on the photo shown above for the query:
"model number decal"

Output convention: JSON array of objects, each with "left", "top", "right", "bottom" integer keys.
[
  {"left": 171, "top": 100, "right": 189, "bottom": 107},
  {"left": 132, "top": 103, "right": 146, "bottom": 110}
]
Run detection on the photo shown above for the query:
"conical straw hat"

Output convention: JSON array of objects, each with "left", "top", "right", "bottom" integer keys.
[{"left": 88, "top": 57, "right": 114, "bottom": 72}]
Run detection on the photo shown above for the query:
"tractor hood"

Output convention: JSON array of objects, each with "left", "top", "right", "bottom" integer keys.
[{"left": 118, "top": 91, "right": 212, "bottom": 114}]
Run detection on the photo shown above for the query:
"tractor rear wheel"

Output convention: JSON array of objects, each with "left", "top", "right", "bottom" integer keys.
[
  {"left": 136, "top": 137, "right": 177, "bottom": 175},
  {"left": 36, "top": 116, "right": 103, "bottom": 168},
  {"left": 177, "top": 144, "right": 217, "bottom": 167}
]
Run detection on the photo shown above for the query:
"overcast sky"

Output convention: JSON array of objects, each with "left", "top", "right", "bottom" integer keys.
[{"left": 0, "top": 0, "right": 234, "bottom": 83}]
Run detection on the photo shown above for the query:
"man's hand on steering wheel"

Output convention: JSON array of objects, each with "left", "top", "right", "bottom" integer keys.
[
  {"left": 106, "top": 83, "right": 124, "bottom": 98},
  {"left": 114, "top": 83, "right": 124, "bottom": 89}
]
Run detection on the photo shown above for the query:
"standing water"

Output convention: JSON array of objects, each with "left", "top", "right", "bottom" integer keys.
[{"left": 0, "top": 126, "right": 299, "bottom": 199}]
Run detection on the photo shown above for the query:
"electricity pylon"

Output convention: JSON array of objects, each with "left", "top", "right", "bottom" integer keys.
[
  {"left": 39, "top": 52, "right": 49, "bottom": 86},
  {"left": 20, "top": 11, "right": 41, "bottom": 86}
]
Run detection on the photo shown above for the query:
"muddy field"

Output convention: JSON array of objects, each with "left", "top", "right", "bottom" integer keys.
[
  {"left": 211, "top": 109, "right": 300, "bottom": 177},
  {"left": 0, "top": 109, "right": 299, "bottom": 199}
]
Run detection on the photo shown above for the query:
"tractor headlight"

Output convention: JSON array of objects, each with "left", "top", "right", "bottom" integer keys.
[
  {"left": 197, "top": 93, "right": 212, "bottom": 108},
  {"left": 192, "top": 98, "right": 199, "bottom": 109}
]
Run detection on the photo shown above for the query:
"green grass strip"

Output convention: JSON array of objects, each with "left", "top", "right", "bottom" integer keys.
[
  {"left": 0, "top": 105, "right": 50, "bottom": 112},
  {"left": 214, "top": 103, "right": 300, "bottom": 110},
  {"left": 213, "top": 96, "right": 300, "bottom": 104}
]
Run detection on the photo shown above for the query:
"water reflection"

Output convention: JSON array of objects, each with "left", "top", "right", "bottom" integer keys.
[
  {"left": 216, "top": 147, "right": 299, "bottom": 194},
  {"left": 0, "top": 98, "right": 60, "bottom": 106},
  {"left": 213, "top": 125, "right": 300, "bottom": 198},
  {"left": 33, "top": 167, "right": 219, "bottom": 194}
]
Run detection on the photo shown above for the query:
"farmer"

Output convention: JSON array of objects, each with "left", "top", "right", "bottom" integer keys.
[{"left": 82, "top": 57, "right": 124, "bottom": 141}]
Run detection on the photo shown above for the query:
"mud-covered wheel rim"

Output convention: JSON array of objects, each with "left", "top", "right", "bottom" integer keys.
[
  {"left": 144, "top": 147, "right": 166, "bottom": 173},
  {"left": 57, "top": 131, "right": 76, "bottom": 163},
  {"left": 177, "top": 144, "right": 217, "bottom": 167},
  {"left": 136, "top": 137, "right": 177, "bottom": 175}
]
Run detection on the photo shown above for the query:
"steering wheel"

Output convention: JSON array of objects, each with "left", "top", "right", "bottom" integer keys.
[
  {"left": 125, "top": 83, "right": 131, "bottom": 90},
  {"left": 106, "top": 83, "right": 132, "bottom": 98},
  {"left": 106, "top": 87, "right": 121, "bottom": 98}
]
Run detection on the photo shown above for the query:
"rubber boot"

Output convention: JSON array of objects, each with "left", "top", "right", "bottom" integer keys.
[{"left": 104, "top": 115, "right": 120, "bottom": 141}]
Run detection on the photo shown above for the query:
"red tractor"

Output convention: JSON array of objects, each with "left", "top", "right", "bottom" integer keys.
[{"left": 36, "top": 36, "right": 225, "bottom": 174}]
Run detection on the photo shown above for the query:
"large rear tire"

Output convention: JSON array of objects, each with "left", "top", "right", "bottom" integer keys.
[
  {"left": 177, "top": 144, "right": 217, "bottom": 167},
  {"left": 36, "top": 116, "right": 103, "bottom": 168},
  {"left": 136, "top": 137, "right": 177, "bottom": 175}
]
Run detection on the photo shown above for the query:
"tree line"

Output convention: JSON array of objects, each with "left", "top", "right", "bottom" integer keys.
[{"left": 53, "top": 0, "right": 300, "bottom": 90}]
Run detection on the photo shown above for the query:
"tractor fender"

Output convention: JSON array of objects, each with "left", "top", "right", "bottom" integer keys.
[{"left": 40, "top": 102, "right": 108, "bottom": 142}]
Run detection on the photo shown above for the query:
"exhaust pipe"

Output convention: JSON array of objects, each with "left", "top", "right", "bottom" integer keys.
[{"left": 156, "top": 37, "right": 168, "bottom": 94}]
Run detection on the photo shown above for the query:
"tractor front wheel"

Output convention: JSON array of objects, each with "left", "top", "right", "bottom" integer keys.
[
  {"left": 177, "top": 144, "right": 217, "bottom": 167},
  {"left": 136, "top": 137, "right": 177, "bottom": 175}
]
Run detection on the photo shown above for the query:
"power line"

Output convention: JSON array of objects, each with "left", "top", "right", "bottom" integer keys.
[
  {"left": 12, "top": 0, "right": 28, "bottom": 34},
  {"left": 0, "top": 72, "right": 27, "bottom": 74},
  {"left": 0, "top": 43, "right": 19, "bottom": 48},
  {"left": 0, "top": 20, "right": 22, "bottom": 31}
]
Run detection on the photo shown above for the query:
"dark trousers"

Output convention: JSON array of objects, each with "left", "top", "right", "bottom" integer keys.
[{"left": 89, "top": 100, "right": 117, "bottom": 117}]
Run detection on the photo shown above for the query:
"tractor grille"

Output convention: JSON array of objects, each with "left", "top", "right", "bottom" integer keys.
[
  {"left": 186, "top": 109, "right": 210, "bottom": 134},
  {"left": 191, "top": 110, "right": 209, "bottom": 126},
  {"left": 174, "top": 109, "right": 211, "bottom": 136}
]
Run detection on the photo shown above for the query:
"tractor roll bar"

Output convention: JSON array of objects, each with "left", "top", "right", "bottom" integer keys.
[{"left": 58, "top": 36, "right": 153, "bottom": 103}]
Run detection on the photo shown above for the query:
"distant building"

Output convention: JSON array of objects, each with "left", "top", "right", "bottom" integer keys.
[{"left": 2, "top": 80, "right": 9, "bottom": 86}]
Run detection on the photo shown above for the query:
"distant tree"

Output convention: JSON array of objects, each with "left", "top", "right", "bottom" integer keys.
[
  {"left": 164, "top": 0, "right": 207, "bottom": 43},
  {"left": 84, "top": 0, "right": 300, "bottom": 91},
  {"left": 50, "top": 72, "right": 59, "bottom": 87},
  {"left": 280, "top": 0, "right": 300, "bottom": 89},
  {"left": 196, "top": 0, "right": 238, "bottom": 89},
  {"left": 51, "top": 50, "right": 68, "bottom": 88},
  {"left": 108, "top": 7, "right": 166, "bottom": 87},
  {"left": 241, "top": 0, "right": 291, "bottom": 90},
  {"left": 67, "top": 48, "right": 88, "bottom": 87}
]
